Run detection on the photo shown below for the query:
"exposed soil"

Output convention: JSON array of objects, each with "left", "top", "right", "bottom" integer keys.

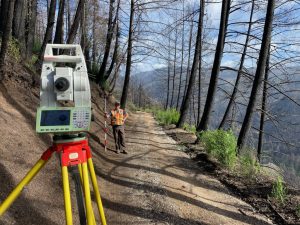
[{"left": 164, "top": 127, "right": 300, "bottom": 225}]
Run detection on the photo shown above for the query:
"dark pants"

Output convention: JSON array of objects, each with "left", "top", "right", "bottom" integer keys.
[{"left": 112, "top": 125, "right": 126, "bottom": 152}]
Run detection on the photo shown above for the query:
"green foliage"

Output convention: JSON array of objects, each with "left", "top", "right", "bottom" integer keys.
[
  {"left": 91, "top": 63, "right": 100, "bottom": 75},
  {"left": 151, "top": 108, "right": 180, "bottom": 126},
  {"left": 183, "top": 123, "right": 197, "bottom": 134},
  {"left": 271, "top": 176, "right": 287, "bottom": 204},
  {"left": 8, "top": 38, "right": 21, "bottom": 62},
  {"left": 239, "top": 153, "right": 261, "bottom": 178},
  {"left": 126, "top": 101, "right": 139, "bottom": 111},
  {"left": 32, "top": 41, "right": 42, "bottom": 54},
  {"left": 296, "top": 205, "right": 300, "bottom": 217},
  {"left": 200, "top": 129, "right": 237, "bottom": 168}
]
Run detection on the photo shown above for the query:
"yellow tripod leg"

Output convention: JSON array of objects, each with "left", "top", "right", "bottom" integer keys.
[
  {"left": 88, "top": 158, "right": 107, "bottom": 225},
  {"left": 62, "top": 166, "right": 73, "bottom": 225},
  {"left": 82, "top": 162, "right": 95, "bottom": 225},
  {"left": 0, "top": 159, "right": 48, "bottom": 216}
]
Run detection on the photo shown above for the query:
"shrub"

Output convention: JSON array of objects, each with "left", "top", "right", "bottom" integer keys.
[
  {"left": 8, "top": 38, "right": 21, "bottom": 62},
  {"left": 200, "top": 129, "right": 237, "bottom": 168},
  {"left": 152, "top": 108, "right": 180, "bottom": 126},
  {"left": 271, "top": 176, "right": 287, "bottom": 204},
  {"left": 239, "top": 153, "right": 261, "bottom": 178},
  {"left": 296, "top": 205, "right": 300, "bottom": 217},
  {"left": 183, "top": 123, "right": 197, "bottom": 134}
]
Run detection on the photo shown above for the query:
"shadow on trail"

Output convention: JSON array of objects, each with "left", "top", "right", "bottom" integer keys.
[
  {"left": 91, "top": 145, "right": 223, "bottom": 194},
  {"left": 92, "top": 162, "right": 271, "bottom": 225},
  {"left": 0, "top": 163, "right": 59, "bottom": 225},
  {"left": 102, "top": 197, "right": 207, "bottom": 225}
]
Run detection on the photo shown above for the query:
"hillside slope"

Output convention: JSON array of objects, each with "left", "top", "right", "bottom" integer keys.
[{"left": 0, "top": 67, "right": 272, "bottom": 224}]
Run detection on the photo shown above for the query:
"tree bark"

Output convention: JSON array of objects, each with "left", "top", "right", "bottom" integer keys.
[
  {"left": 26, "top": 0, "right": 37, "bottom": 58},
  {"left": 54, "top": 0, "right": 65, "bottom": 45},
  {"left": 237, "top": 0, "right": 275, "bottom": 151},
  {"left": 170, "top": 27, "right": 178, "bottom": 108},
  {"left": 197, "top": 0, "right": 205, "bottom": 125},
  {"left": 0, "top": 0, "right": 9, "bottom": 33},
  {"left": 176, "top": 0, "right": 185, "bottom": 111},
  {"left": 97, "top": 0, "right": 116, "bottom": 84},
  {"left": 38, "top": 0, "right": 56, "bottom": 63},
  {"left": 12, "top": 0, "right": 26, "bottom": 58},
  {"left": 165, "top": 35, "right": 171, "bottom": 110},
  {"left": 92, "top": 0, "right": 97, "bottom": 65},
  {"left": 177, "top": 0, "right": 205, "bottom": 128},
  {"left": 219, "top": 0, "right": 255, "bottom": 129},
  {"left": 66, "top": 0, "right": 84, "bottom": 44},
  {"left": 184, "top": 15, "right": 194, "bottom": 99},
  {"left": 120, "top": 0, "right": 134, "bottom": 109},
  {"left": 12, "top": 0, "right": 24, "bottom": 38},
  {"left": 197, "top": 0, "right": 230, "bottom": 131},
  {"left": 258, "top": 45, "right": 270, "bottom": 162},
  {"left": 0, "top": 0, "right": 15, "bottom": 80}
]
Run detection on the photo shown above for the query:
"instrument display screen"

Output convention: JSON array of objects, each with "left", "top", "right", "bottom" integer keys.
[{"left": 40, "top": 110, "right": 71, "bottom": 126}]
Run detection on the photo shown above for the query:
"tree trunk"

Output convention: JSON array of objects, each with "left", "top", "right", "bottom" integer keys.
[
  {"left": 197, "top": 0, "right": 205, "bottom": 125},
  {"left": 170, "top": 27, "right": 178, "bottom": 108},
  {"left": 237, "top": 0, "right": 275, "bottom": 151},
  {"left": 165, "top": 34, "right": 171, "bottom": 110},
  {"left": 177, "top": 0, "right": 205, "bottom": 128},
  {"left": 120, "top": 0, "right": 134, "bottom": 109},
  {"left": 103, "top": 0, "right": 120, "bottom": 81},
  {"left": 258, "top": 45, "right": 270, "bottom": 162},
  {"left": 197, "top": 0, "right": 230, "bottom": 131},
  {"left": 106, "top": 17, "right": 120, "bottom": 78},
  {"left": 184, "top": 15, "right": 194, "bottom": 99},
  {"left": 54, "top": 0, "right": 65, "bottom": 45},
  {"left": 219, "top": 0, "right": 255, "bottom": 129},
  {"left": 38, "top": 0, "right": 56, "bottom": 63},
  {"left": 12, "top": 0, "right": 26, "bottom": 58},
  {"left": 12, "top": 0, "right": 24, "bottom": 38},
  {"left": 66, "top": 0, "right": 84, "bottom": 44},
  {"left": 0, "top": 0, "right": 15, "bottom": 80},
  {"left": 26, "top": 0, "right": 37, "bottom": 58},
  {"left": 0, "top": 0, "right": 9, "bottom": 33},
  {"left": 176, "top": 0, "right": 185, "bottom": 111},
  {"left": 97, "top": 0, "right": 116, "bottom": 85},
  {"left": 92, "top": 0, "right": 97, "bottom": 65}
]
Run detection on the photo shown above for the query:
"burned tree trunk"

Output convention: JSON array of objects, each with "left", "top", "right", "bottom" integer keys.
[
  {"left": 120, "top": 0, "right": 134, "bottom": 109},
  {"left": 66, "top": 0, "right": 84, "bottom": 44},
  {"left": 237, "top": 0, "right": 275, "bottom": 150},
  {"left": 197, "top": 0, "right": 230, "bottom": 131},
  {"left": 26, "top": 0, "right": 38, "bottom": 58},
  {"left": 219, "top": 0, "right": 255, "bottom": 129},
  {"left": 0, "top": 0, "right": 15, "bottom": 79},
  {"left": 54, "top": 0, "right": 65, "bottom": 44},
  {"left": 38, "top": 0, "right": 56, "bottom": 63},
  {"left": 177, "top": 0, "right": 205, "bottom": 127}
]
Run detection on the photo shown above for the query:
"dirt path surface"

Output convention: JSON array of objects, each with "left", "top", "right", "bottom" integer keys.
[{"left": 91, "top": 111, "right": 273, "bottom": 225}]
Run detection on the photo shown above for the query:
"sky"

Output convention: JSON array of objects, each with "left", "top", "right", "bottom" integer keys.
[{"left": 129, "top": 0, "right": 300, "bottom": 73}]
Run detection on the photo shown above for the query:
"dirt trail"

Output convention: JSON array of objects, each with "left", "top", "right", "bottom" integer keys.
[{"left": 91, "top": 111, "right": 273, "bottom": 225}]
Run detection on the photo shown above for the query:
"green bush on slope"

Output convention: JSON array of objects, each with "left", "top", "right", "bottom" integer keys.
[
  {"left": 150, "top": 108, "right": 180, "bottom": 126},
  {"left": 200, "top": 129, "right": 237, "bottom": 169}
]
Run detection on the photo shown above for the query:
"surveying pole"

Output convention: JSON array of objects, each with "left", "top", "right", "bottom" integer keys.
[{"left": 104, "top": 94, "right": 108, "bottom": 151}]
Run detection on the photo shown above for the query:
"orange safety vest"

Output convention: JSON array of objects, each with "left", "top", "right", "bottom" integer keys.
[{"left": 110, "top": 109, "right": 127, "bottom": 126}]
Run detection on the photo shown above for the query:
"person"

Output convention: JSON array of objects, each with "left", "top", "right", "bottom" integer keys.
[{"left": 105, "top": 101, "right": 128, "bottom": 154}]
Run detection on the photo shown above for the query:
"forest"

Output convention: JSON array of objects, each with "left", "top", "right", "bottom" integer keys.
[{"left": 0, "top": 0, "right": 300, "bottom": 223}]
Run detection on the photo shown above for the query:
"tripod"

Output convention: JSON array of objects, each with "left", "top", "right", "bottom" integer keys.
[{"left": 0, "top": 134, "right": 107, "bottom": 225}]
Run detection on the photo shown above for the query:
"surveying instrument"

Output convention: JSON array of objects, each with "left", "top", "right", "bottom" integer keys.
[{"left": 0, "top": 44, "right": 107, "bottom": 225}]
